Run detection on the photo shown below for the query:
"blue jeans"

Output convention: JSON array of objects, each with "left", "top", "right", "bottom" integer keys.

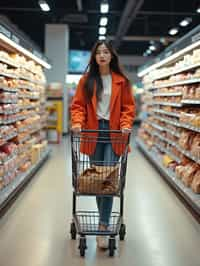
[{"left": 90, "top": 119, "right": 119, "bottom": 227}]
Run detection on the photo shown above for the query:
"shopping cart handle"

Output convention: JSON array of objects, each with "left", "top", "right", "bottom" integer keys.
[{"left": 80, "top": 129, "right": 130, "bottom": 133}]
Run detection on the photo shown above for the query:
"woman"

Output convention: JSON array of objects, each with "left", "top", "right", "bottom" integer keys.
[{"left": 70, "top": 40, "right": 135, "bottom": 249}]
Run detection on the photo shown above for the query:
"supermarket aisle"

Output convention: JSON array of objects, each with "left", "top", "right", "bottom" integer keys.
[{"left": 0, "top": 136, "right": 199, "bottom": 266}]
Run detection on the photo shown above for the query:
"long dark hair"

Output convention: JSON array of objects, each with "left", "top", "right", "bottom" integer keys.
[{"left": 84, "top": 40, "right": 129, "bottom": 102}]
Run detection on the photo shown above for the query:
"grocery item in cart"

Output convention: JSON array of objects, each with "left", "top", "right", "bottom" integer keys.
[{"left": 77, "top": 165, "right": 119, "bottom": 194}]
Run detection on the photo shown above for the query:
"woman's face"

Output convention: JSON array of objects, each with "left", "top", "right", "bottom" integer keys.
[{"left": 95, "top": 43, "right": 112, "bottom": 67}]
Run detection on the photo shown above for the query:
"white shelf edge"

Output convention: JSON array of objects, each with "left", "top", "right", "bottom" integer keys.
[
  {"left": 150, "top": 101, "right": 182, "bottom": 107},
  {"left": 153, "top": 92, "right": 182, "bottom": 97},
  {"left": 152, "top": 109, "right": 181, "bottom": 118}
]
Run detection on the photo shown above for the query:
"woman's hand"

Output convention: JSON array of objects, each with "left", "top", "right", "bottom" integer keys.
[
  {"left": 122, "top": 128, "right": 132, "bottom": 134},
  {"left": 71, "top": 124, "right": 81, "bottom": 133}
]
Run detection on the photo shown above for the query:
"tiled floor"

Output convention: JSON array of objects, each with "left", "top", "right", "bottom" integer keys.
[{"left": 0, "top": 136, "right": 199, "bottom": 266}]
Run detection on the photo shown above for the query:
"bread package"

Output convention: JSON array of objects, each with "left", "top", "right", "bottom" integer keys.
[
  {"left": 181, "top": 163, "right": 199, "bottom": 186},
  {"left": 191, "top": 170, "right": 200, "bottom": 193}
]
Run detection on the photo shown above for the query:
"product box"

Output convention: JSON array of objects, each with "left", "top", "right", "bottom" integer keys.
[{"left": 31, "top": 144, "right": 42, "bottom": 165}]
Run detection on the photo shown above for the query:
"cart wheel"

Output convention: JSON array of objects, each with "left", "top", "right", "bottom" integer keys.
[
  {"left": 109, "top": 238, "right": 116, "bottom": 257},
  {"left": 70, "top": 222, "right": 76, "bottom": 240},
  {"left": 119, "top": 224, "right": 126, "bottom": 241},
  {"left": 79, "top": 237, "right": 87, "bottom": 257}
]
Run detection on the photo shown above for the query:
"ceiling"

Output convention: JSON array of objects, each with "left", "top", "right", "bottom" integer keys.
[{"left": 0, "top": 0, "right": 199, "bottom": 56}]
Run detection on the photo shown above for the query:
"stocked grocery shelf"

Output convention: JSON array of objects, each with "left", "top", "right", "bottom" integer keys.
[
  {"left": 150, "top": 131, "right": 200, "bottom": 164},
  {"left": 149, "top": 101, "right": 182, "bottom": 107},
  {"left": 181, "top": 99, "right": 200, "bottom": 105},
  {"left": 19, "top": 76, "right": 46, "bottom": 86},
  {"left": 0, "top": 57, "right": 19, "bottom": 68},
  {"left": 154, "top": 142, "right": 181, "bottom": 163},
  {"left": 175, "top": 145, "right": 200, "bottom": 165},
  {"left": 154, "top": 78, "right": 200, "bottom": 89},
  {"left": 151, "top": 62, "right": 200, "bottom": 82},
  {"left": 0, "top": 148, "right": 50, "bottom": 211},
  {"left": 153, "top": 92, "right": 182, "bottom": 97},
  {"left": 0, "top": 71, "right": 19, "bottom": 79},
  {"left": 146, "top": 120, "right": 181, "bottom": 137},
  {"left": 152, "top": 114, "right": 200, "bottom": 133},
  {"left": 0, "top": 86, "right": 18, "bottom": 93},
  {"left": 152, "top": 109, "right": 181, "bottom": 118},
  {"left": 136, "top": 137, "right": 200, "bottom": 215},
  {"left": 0, "top": 154, "right": 17, "bottom": 165}
]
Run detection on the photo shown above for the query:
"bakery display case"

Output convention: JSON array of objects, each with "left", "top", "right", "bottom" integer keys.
[
  {"left": 0, "top": 20, "right": 51, "bottom": 210},
  {"left": 137, "top": 25, "right": 200, "bottom": 215}
]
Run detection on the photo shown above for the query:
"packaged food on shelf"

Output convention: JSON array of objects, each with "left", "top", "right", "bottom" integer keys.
[
  {"left": 182, "top": 163, "right": 199, "bottom": 187},
  {"left": 190, "top": 134, "right": 200, "bottom": 158},
  {"left": 191, "top": 170, "right": 200, "bottom": 193},
  {"left": 19, "top": 161, "right": 31, "bottom": 172}
]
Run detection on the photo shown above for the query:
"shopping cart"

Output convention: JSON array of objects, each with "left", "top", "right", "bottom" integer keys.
[{"left": 70, "top": 129, "right": 130, "bottom": 257}]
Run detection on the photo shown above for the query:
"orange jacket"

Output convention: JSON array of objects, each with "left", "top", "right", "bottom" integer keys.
[{"left": 70, "top": 71, "right": 136, "bottom": 155}]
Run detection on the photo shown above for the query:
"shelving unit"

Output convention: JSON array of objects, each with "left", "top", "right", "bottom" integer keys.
[
  {"left": 136, "top": 138, "right": 200, "bottom": 215},
  {"left": 137, "top": 25, "right": 200, "bottom": 214},
  {"left": 0, "top": 20, "right": 51, "bottom": 210}
]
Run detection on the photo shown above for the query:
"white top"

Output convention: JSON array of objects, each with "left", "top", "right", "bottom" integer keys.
[{"left": 97, "top": 74, "right": 112, "bottom": 120}]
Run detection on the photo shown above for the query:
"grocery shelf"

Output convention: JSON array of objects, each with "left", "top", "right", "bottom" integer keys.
[
  {"left": 179, "top": 123, "right": 200, "bottom": 133},
  {"left": 151, "top": 62, "right": 200, "bottom": 82},
  {"left": 150, "top": 101, "right": 182, "bottom": 107},
  {"left": 19, "top": 85, "right": 35, "bottom": 91},
  {"left": 152, "top": 109, "right": 181, "bottom": 118},
  {"left": 182, "top": 99, "right": 200, "bottom": 105},
  {"left": 0, "top": 154, "right": 17, "bottom": 165},
  {"left": 0, "top": 148, "right": 50, "bottom": 211},
  {"left": 153, "top": 92, "right": 182, "bottom": 97},
  {"left": 154, "top": 142, "right": 181, "bottom": 163},
  {"left": 152, "top": 131, "right": 200, "bottom": 164},
  {"left": 146, "top": 120, "right": 164, "bottom": 131},
  {"left": 176, "top": 145, "right": 200, "bottom": 164},
  {"left": 0, "top": 86, "right": 17, "bottom": 93},
  {"left": 19, "top": 76, "right": 46, "bottom": 86},
  {"left": 0, "top": 57, "right": 19, "bottom": 68},
  {"left": 0, "top": 99, "right": 18, "bottom": 104},
  {"left": 153, "top": 131, "right": 177, "bottom": 146},
  {"left": 136, "top": 137, "right": 200, "bottom": 215},
  {"left": 146, "top": 120, "right": 181, "bottom": 137},
  {"left": 155, "top": 78, "right": 200, "bottom": 89},
  {"left": 0, "top": 72, "right": 19, "bottom": 79},
  {"left": 152, "top": 114, "right": 200, "bottom": 133}
]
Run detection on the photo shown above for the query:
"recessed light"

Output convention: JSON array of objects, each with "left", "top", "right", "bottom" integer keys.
[
  {"left": 168, "top": 27, "right": 179, "bottom": 36},
  {"left": 100, "top": 17, "right": 108, "bottom": 26},
  {"left": 38, "top": 0, "right": 50, "bottom": 12},
  {"left": 149, "top": 45, "right": 156, "bottom": 51},
  {"left": 100, "top": 2, "right": 109, "bottom": 14},
  {"left": 99, "top": 35, "right": 106, "bottom": 40},
  {"left": 179, "top": 17, "right": 192, "bottom": 27},
  {"left": 99, "top": 27, "right": 106, "bottom": 35}
]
